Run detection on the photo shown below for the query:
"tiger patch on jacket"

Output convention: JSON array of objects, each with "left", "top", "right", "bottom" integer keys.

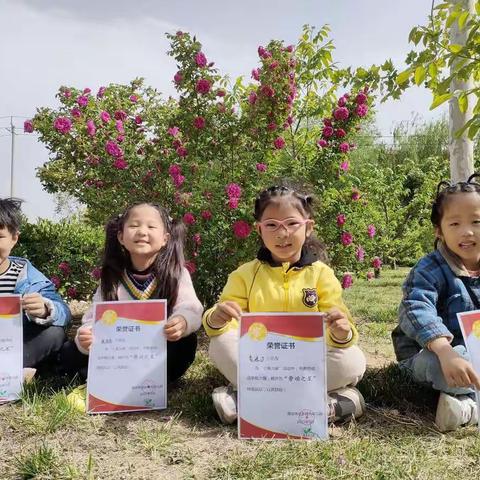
[{"left": 302, "top": 288, "right": 318, "bottom": 308}]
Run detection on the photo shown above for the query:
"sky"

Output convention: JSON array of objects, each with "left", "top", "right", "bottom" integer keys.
[{"left": 0, "top": 0, "right": 445, "bottom": 221}]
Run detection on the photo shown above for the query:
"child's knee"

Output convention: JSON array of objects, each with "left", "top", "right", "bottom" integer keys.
[{"left": 327, "top": 345, "right": 366, "bottom": 391}]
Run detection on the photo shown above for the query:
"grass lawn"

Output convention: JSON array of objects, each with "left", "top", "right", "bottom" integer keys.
[{"left": 2, "top": 267, "right": 480, "bottom": 479}]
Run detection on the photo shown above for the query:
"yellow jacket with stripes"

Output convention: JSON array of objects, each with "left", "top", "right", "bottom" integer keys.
[{"left": 202, "top": 248, "right": 358, "bottom": 348}]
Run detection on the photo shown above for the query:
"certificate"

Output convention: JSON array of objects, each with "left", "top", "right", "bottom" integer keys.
[
  {"left": 457, "top": 310, "right": 480, "bottom": 427},
  {"left": 87, "top": 300, "right": 167, "bottom": 414},
  {"left": 0, "top": 295, "right": 23, "bottom": 403},
  {"left": 238, "top": 313, "right": 328, "bottom": 440}
]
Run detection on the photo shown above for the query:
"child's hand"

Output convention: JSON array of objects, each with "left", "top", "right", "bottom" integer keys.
[
  {"left": 77, "top": 325, "right": 93, "bottom": 352},
  {"left": 325, "top": 308, "right": 351, "bottom": 341},
  {"left": 22, "top": 293, "right": 48, "bottom": 318},
  {"left": 164, "top": 316, "right": 187, "bottom": 342},
  {"left": 438, "top": 347, "right": 480, "bottom": 389},
  {"left": 209, "top": 301, "right": 242, "bottom": 328}
]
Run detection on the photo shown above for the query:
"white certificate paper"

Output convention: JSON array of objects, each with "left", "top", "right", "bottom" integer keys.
[
  {"left": 87, "top": 300, "right": 167, "bottom": 414},
  {"left": 238, "top": 313, "right": 327, "bottom": 440},
  {"left": 457, "top": 310, "right": 480, "bottom": 429},
  {"left": 0, "top": 295, "right": 23, "bottom": 403}
]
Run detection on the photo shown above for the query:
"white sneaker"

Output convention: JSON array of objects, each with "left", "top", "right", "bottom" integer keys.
[
  {"left": 212, "top": 385, "right": 237, "bottom": 424},
  {"left": 435, "top": 392, "right": 478, "bottom": 432},
  {"left": 328, "top": 386, "right": 365, "bottom": 423}
]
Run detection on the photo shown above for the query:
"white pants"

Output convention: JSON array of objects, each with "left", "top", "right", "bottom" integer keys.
[{"left": 208, "top": 328, "right": 366, "bottom": 392}]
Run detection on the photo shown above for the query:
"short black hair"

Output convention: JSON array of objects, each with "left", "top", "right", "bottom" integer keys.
[{"left": 0, "top": 198, "right": 23, "bottom": 234}]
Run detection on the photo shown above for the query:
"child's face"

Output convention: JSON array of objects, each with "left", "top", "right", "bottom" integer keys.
[
  {"left": 117, "top": 205, "right": 169, "bottom": 270},
  {"left": 0, "top": 227, "right": 18, "bottom": 265},
  {"left": 256, "top": 200, "right": 313, "bottom": 265},
  {"left": 436, "top": 192, "right": 480, "bottom": 270}
]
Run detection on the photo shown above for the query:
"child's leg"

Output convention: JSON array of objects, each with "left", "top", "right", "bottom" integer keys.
[
  {"left": 208, "top": 328, "right": 238, "bottom": 387},
  {"left": 166, "top": 332, "right": 197, "bottom": 383},
  {"left": 23, "top": 322, "right": 66, "bottom": 368},
  {"left": 326, "top": 345, "right": 366, "bottom": 392},
  {"left": 57, "top": 340, "right": 89, "bottom": 380},
  {"left": 400, "top": 344, "right": 474, "bottom": 396}
]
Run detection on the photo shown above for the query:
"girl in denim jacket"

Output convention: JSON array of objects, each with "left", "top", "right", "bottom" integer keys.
[{"left": 393, "top": 174, "right": 480, "bottom": 431}]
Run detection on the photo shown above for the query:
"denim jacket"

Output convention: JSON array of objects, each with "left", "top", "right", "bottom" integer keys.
[
  {"left": 10, "top": 256, "right": 71, "bottom": 328},
  {"left": 392, "top": 243, "right": 480, "bottom": 362}
]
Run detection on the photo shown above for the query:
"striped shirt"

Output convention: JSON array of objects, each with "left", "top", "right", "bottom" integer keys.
[{"left": 0, "top": 259, "right": 23, "bottom": 294}]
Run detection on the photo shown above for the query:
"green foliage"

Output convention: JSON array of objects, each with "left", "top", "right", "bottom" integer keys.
[{"left": 14, "top": 219, "right": 103, "bottom": 300}]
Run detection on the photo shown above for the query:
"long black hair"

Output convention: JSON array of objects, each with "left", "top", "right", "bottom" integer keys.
[
  {"left": 254, "top": 185, "right": 328, "bottom": 262},
  {"left": 431, "top": 173, "right": 480, "bottom": 247},
  {"left": 100, "top": 202, "right": 186, "bottom": 314}
]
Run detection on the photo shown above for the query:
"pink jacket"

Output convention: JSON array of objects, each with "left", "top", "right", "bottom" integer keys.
[{"left": 75, "top": 267, "right": 203, "bottom": 354}]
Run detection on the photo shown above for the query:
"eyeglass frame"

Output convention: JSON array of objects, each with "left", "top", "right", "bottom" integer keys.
[{"left": 256, "top": 218, "right": 314, "bottom": 233}]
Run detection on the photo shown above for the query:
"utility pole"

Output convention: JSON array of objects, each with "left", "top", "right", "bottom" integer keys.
[
  {"left": 10, "top": 116, "right": 15, "bottom": 197},
  {"left": 449, "top": 0, "right": 475, "bottom": 182}
]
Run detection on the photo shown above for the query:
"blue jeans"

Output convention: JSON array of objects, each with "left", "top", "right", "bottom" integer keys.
[{"left": 399, "top": 345, "right": 474, "bottom": 396}]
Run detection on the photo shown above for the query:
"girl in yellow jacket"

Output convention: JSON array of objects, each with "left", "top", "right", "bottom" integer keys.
[{"left": 203, "top": 185, "right": 366, "bottom": 424}]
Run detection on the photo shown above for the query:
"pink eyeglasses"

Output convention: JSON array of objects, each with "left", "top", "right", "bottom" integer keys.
[{"left": 257, "top": 218, "right": 313, "bottom": 233}]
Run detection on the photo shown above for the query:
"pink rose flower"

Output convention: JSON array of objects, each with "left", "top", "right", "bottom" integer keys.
[
  {"left": 251, "top": 68, "right": 260, "bottom": 81},
  {"left": 51, "top": 276, "right": 61, "bottom": 288},
  {"left": 336, "top": 214, "right": 346, "bottom": 227},
  {"left": 172, "top": 174, "right": 185, "bottom": 188},
  {"left": 114, "top": 111, "right": 127, "bottom": 121},
  {"left": 97, "top": 86, "right": 106, "bottom": 98},
  {"left": 341, "top": 274, "right": 353, "bottom": 289},
  {"left": 54, "top": 117, "right": 72, "bottom": 134},
  {"left": 322, "top": 126, "right": 334, "bottom": 138},
  {"left": 116, "top": 135, "right": 125, "bottom": 143},
  {"left": 83, "top": 88, "right": 91, "bottom": 94},
  {"left": 193, "top": 233, "right": 202, "bottom": 245},
  {"left": 176, "top": 146, "right": 188, "bottom": 157},
  {"left": 356, "top": 92, "right": 368, "bottom": 104},
  {"left": 340, "top": 161, "right": 349, "bottom": 172},
  {"left": 63, "top": 89, "right": 72, "bottom": 98},
  {"left": 168, "top": 164, "right": 182, "bottom": 176},
  {"left": 286, "top": 44, "right": 294, "bottom": 53},
  {"left": 23, "top": 120, "right": 33, "bottom": 133},
  {"left": 372, "top": 256, "right": 382, "bottom": 269},
  {"left": 261, "top": 85, "right": 275, "bottom": 97},
  {"left": 337, "top": 96, "right": 347, "bottom": 107},
  {"left": 232, "top": 220, "right": 252, "bottom": 239},
  {"left": 77, "top": 95, "right": 88, "bottom": 107},
  {"left": 185, "top": 261, "right": 196, "bottom": 274},
  {"left": 269, "top": 61, "right": 279, "bottom": 70},
  {"left": 193, "top": 116, "right": 206, "bottom": 129},
  {"left": 91, "top": 267, "right": 102, "bottom": 280},
  {"left": 256, "top": 163, "right": 267, "bottom": 172},
  {"left": 67, "top": 287, "right": 78, "bottom": 299},
  {"left": 183, "top": 213, "right": 196, "bottom": 225},
  {"left": 267, "top": 122, "right": 277, "bottom": 131},
  {"left": 335, "top": 128, "right": 346, "bottom": 138},
  {"left": 339, "top": 142, "right": 350, "bottom": 153},
  {"left": 258, "top": 46, "right": 266, "bottom": 56},
  {"left": 71, "top": 108, "right": 81, "bottom": 118},
  {"left": 105, "top": 140, "right": 123, "bottom": 158},
  {"left": 355, "top": 246, "right": 365, "bottom": 262},
  {"left": 274, "top": 137, "right": 286, "bottom": 149},
  {"left": 323, "top": 118, "right": 332, "bottom": 126},
  {"left": 100, "top": 111, "right": 111, "bottom": 123},
  {"left": 248, "top": 91, "right": 257, "bottom": 105},
  {"left": 351, "top": 189, "right": 361, "bottom": 201},
  {"left": 333, "top": 107, "right": 349, "bottom": 121},
  {"left": 115, "top": 120, "right": 124, "bottom": 134},
  {"left": 195, "top": 51, "right": 207, "bottom": 67},
  {"left": 356, "top": 104, "right": 368, "bottom": 117},
  {"left": 168, "top": 126, "right": 180, "bottom": 137},
  {"left": 228, "top": 198, "right": 239, "bottom": 209},
  {"left": 58, "top": 261, "right": 71, "bottom": 276},
  {"left": 196, "top": 79, "right": 211, "bottom": 95},
  {"left": 367, "top": 224, "right": 376, "bottom": 238},
  {"left": 86, "top": 120, "right": 96, "bottom": 137},
  {"left": 317, "top": 139, "right": 328, "bottom": 148},
  {"left": 113, "top": 158, "right": 128, "bottom": 169},
  {"left": 366, "top": 271, "right": 374, "bottom": 281},
  {"left": 341, "top": 231, "right": 353, "bottom": 246},
  {"left": 174, "top": 71, "right": 183, "bottom": 84},
  {"left": 135, "top": 115, "right": 143, "bottom": 124},
  {"left": 262, "top": 51, "right": 272, "bottom": 59},
  {"left": 225, "top": 183, "right": 242, "bottom": 199},
  {"left": 201, "top": 210, "right": 212, "bottom": 220},
  {"left": 129, "top": 94, "right": 138, "bottom": 103}
]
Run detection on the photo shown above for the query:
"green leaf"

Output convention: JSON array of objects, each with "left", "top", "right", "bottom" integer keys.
[
  {"left": 414, "top": 66, "right": 426, "bottom": 86},
  {"left": 448, "top": 44, "right": 464, "bottom": 53},
  {"left": 458, "top": 92, "right": 468, "bottom": 113},
  {"left": 458, "top": 11, "right": 469, "bottom": 29},
  {"left": 428, "top": 62, "right": 438, "bottom": 78},
  {"left": 476, "top": 1, "right": 480, "bottom": 15},
  {"left": 430, "top": 93, "right": 452, "bottom": 109},
  {"left": 468, "top": 122, "right": 480, "bottom": 139},
  {"left": 396, "top": 69, "right": 412, "bottom": 85}
]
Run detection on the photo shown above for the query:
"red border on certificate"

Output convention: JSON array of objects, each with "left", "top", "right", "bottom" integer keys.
[
  {"left": 95, "top": 301, "right": 166, "bottom": 323},
  {"left": 0, "top": 296, "right": 21, "bottom": 315}
]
